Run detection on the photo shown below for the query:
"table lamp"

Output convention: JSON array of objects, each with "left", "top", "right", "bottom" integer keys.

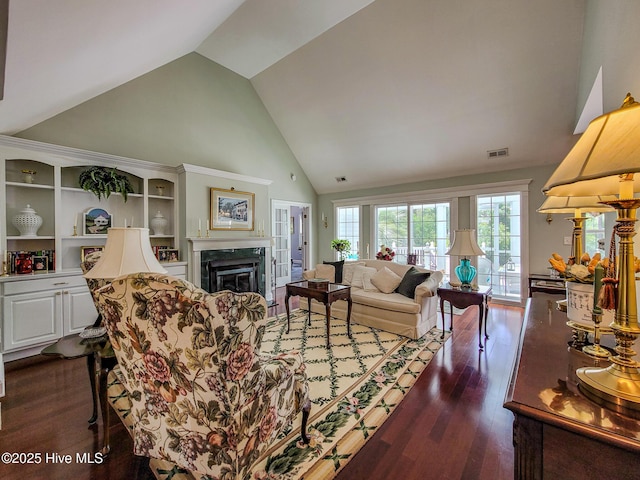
[
  {"left": 83, "top": 227, "right": 167, "bottom": 280},
  {"left": 537, "top": 195, "right": 615, "bottom": 263},
  {"left": 446, "top": 229, "right": 485, "bottom": 288},
  {"left": 542, "top": 93, "right": 640, "bottom": 414}
]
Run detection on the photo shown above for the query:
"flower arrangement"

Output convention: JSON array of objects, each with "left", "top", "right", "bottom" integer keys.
[
  {"left": 548, "top": 251, "right": 602, "bottom": 283},
  {"left": 376, "top": 245, "right": 395, "bottom": 261}
]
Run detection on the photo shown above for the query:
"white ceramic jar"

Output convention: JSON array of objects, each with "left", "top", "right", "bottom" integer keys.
[
  {"left": 12, "top": 204, "right": 43, "bottom": 237},
  {"left": 150, "top": 211, "right": 168, "bottom": 235}
]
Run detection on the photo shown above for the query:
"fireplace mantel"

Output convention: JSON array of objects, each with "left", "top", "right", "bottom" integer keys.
[
  {"left": 187, "top": 237, "right": 274, "bottom": 301},
  {"left": 189, "top": 237, "right": 273, "bottom": 252}
]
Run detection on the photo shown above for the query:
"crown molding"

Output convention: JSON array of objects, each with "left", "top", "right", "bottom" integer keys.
[{"left": 0, "top": 134, "right": 175, "bottom": 172}]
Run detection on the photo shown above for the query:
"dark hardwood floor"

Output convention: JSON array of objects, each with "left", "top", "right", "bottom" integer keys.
[{"left": 0, "top": 289, "right": 523, "bottom": 480}]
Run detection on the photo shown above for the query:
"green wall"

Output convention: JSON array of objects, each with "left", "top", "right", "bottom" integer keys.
[
  {"left": 15, "top": 52, "right": 317, "bottom": 214},
  {"left": 577, "top": 1, "right": 640, "bottom": 117}
]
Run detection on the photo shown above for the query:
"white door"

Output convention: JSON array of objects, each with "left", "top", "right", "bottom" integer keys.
[{"left": 273, "top": 202, "right": 291, "bottom": 287}]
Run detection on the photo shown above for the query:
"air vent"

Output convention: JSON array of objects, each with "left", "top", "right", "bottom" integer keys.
[
  {"left": 335, "top": 176, "right": 347, "bottom": 183},
  {"left": 487, "top": 148, "right": 509, "bottom": 159}
]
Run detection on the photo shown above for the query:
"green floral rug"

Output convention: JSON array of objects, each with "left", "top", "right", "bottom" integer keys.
[{"left": 251, "top": 309, "right": 449, "bottom": 479}]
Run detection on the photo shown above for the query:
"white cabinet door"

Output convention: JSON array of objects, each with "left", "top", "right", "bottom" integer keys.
[
  {"left": 63, "top": 286, "right": 98, "bottom": 335},
  {"left": 3, "top": 290, "right": 62, "bottom": 351}
]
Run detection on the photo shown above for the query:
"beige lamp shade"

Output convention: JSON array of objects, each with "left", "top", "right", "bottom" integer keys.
[
  {"left": 446, "top": 229, "right": 485, "bottom": 257},
  {"left": 83, "top": 227, "right": 167, "bottom": 280},
  {"left": 543, "top": 98, "right": 640, "bottom": 197},
  {"left": 537, "top": 195, "right": 616, "bottom": 214}
]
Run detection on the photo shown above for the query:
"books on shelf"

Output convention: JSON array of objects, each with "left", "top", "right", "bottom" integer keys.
[{"left": 5, "top": 249, "right": 55, "bottom": 274}]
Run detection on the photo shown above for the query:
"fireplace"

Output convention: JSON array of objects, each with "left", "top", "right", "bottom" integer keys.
[
  {"left": 188, "top": 237, "right": 273, "bottom": 301},
  {"left": 207, "top": 256, "right": 260, "bottom": 294}
]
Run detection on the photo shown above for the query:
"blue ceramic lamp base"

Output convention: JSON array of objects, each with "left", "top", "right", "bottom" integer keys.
[{"left": 455, "top": 258, "right": 477, "bottom": 287}]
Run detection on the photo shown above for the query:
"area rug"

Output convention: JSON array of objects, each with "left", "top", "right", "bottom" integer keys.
[{"left": 250, "top": 309, "right": 449, "bottom": 479}]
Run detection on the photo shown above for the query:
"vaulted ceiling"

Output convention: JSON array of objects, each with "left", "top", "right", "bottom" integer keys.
[{"left": 1, "top": 0, "right": 588, "bottom": 194}]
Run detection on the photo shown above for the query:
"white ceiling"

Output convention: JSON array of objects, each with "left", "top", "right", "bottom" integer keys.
[{"left": 1, "top": 0, "right": 587, "bottom": 194}]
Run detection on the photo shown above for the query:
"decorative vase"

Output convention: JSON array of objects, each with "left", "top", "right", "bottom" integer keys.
[
  {"left": 455, "top": 258, "right": 476, "bottom": 286},
  {"left": 22, "top": 169, "right": 36, "bottom": 184},
  {"left": 150, "top": 211, "right": 168, "bottom": 235},
  {"left": 12, "top": 204, "right": 43, "bottom": 237},
  {"left": 155, "top": 185, "right": 165, "bottom": 196}
]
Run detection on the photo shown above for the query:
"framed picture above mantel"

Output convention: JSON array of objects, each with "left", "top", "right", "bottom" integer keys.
[{"left": 210, "top": 187, "right": 254, "bottom": 231}]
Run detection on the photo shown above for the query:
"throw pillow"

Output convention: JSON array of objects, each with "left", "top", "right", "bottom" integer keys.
[
  {"left": 396, "top": 266, "right": 431, "bottom": 299},
  {"left": 343, "top": 262, "right": 367, "bottom": 285},
  {"left": 351, "top": 266, "right": 377, "bottom": 289},
  {"left": 371, "top": 267, "right": 403, "bottom": 294},
  {"left": 362, "top": 270, "right": 380, "bottom": 292},
  {"left": 315, "top": 263, "right": 336, "bottom": 283},
  {"left": 323, "top": 260, "right": 345, "bottom": 283}
]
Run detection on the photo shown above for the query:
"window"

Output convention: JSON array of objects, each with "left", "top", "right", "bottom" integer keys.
[
  {"left": 336, "top": 206, "right": 360, "bottom": 259},
  {"left": 375, "top": 202, "right": 450, "bottom": 276},
  {"left": 584, "top": 213, "right": 606, "bottom": 256},
  {"left": 476, "top": 193, "right": 521, "bottom": 301}
]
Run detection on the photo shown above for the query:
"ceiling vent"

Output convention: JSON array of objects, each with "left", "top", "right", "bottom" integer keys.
[
  {"left": 335, "top": 176, "right": 347, "bottom": 183},
  {"left": 487, "top": 148, "right": 509, "bottom": 159}
]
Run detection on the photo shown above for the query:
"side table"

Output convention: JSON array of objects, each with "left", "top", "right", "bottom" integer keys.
[
  {"left": 437, "top": 283, "right": 492, "bottom": 350},
  {"left": 41, "top": 332, "right": 116, "bottom": 454}
]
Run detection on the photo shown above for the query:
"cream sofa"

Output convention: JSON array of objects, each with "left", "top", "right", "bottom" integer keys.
[{"left": 302, "top": 259, "right": 442, "bottom": 339}]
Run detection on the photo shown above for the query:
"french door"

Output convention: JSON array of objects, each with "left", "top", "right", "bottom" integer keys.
[{"left": 272, "top": 202, "right": 291, "bottom": 287}]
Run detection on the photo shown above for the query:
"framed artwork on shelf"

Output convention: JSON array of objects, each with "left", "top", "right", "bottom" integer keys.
[
  {"left": 83, "top": 207, "right": 112, "bottom": 235},
  {"left": 81, "top": 246, "right": 104, "bottom": 262},
  {"left": 33, "top": 255, "right": 48, "bottom": 273},
  {"left": 210, "top": 187, "right": 254, "bottom": 231},
  {"left": 158, "top": 248, "right": 179, "bottom": 262}
]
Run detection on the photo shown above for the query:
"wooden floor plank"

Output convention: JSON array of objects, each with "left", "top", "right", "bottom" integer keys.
[{"left": 0, "top": 289, "right": 523, "bottom": 480}]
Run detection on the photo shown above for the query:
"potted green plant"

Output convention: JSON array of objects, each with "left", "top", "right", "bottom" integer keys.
[
  {"left": 78, "top": 166, "right": 134, "bottom": 202},
  {"left": 331, "top": 239, "right": 351, "bottom": 260}
]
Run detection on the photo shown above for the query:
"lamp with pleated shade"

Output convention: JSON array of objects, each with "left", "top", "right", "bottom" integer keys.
[
  {"left": 542, "top": 93, "right": 640, "bottom": 415},
  {"left": 446, "top": 229, "right": 485, "bottom": 288},
  {"left": 83, "top": 228, "right": 167, "bottom": 280}
]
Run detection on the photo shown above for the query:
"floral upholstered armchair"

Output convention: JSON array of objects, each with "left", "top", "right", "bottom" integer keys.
[
  {"left": 95, "top": 273, "right": 311, "bottom": 480},
  {"left": 80, "top": 250, "right": 105, "bottom": 327}
]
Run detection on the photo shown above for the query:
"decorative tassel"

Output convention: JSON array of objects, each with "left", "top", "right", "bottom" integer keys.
[
  {"left": 597, "top": 230, "right": 618, "bottom": 311},
  {"left": 598, "top": 277, "right": 618, "bottom": 310}
]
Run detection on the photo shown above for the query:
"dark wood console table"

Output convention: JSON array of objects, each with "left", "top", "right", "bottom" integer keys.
[{"left": 503, "top": 294, "right": 640, "bottom": 480}]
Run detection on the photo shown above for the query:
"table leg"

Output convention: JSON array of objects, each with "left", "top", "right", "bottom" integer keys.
[
  {"left": 325, "top": 303, "right": 331, "bottom": 348},
  {"left": 87, "top": 355, "right": 98, "bottom": 424},
  {"left": 346, "top": 297, "right": 353, "bottom": 339},
  {"left": 440, "top": 296, "right": 446, "bottom": 339},
  {"left": 478, "top": 302, "right": 485, "bottom": 351},
  {"left": 96, "top": 354, "right": 111, "bottom": 455},
  {"left": 484, "top": 297, "right": 490, "bottom": 340},
  {"left": 285, "top": 291, "right": 291, "bottom": 334},
  {"left": 308, "top": 298, "right": 312, "bottom": 326}
]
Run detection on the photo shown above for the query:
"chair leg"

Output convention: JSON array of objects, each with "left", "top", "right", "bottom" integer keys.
[{"left": 300, "top": 398, "right": 311, "bottom": 444}]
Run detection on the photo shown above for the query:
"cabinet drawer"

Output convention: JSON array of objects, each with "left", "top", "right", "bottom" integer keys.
[{"left": 2, "top": 274, "right": 86, "bottom": 295}]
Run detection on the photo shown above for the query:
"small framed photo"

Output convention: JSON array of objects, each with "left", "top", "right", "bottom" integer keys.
[
  {"left": 81, "top": 246, "right": 104, "bottom": 262},
  {"left": 83, "top": 207, "right": 112, "bottom": 235},
  {"left": 159, "top": 249, "right": 179, "bottom": 262},
  {"left": 33, "top": 255, "right": 48, "bottom": 273},
  {"left": 210, "top": 187, "right": 254, "bottom": 231}
]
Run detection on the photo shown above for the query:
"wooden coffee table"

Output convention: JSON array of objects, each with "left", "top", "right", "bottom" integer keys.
[{"left": 285, "top": 281, "right": 352, "bottom": 348}]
